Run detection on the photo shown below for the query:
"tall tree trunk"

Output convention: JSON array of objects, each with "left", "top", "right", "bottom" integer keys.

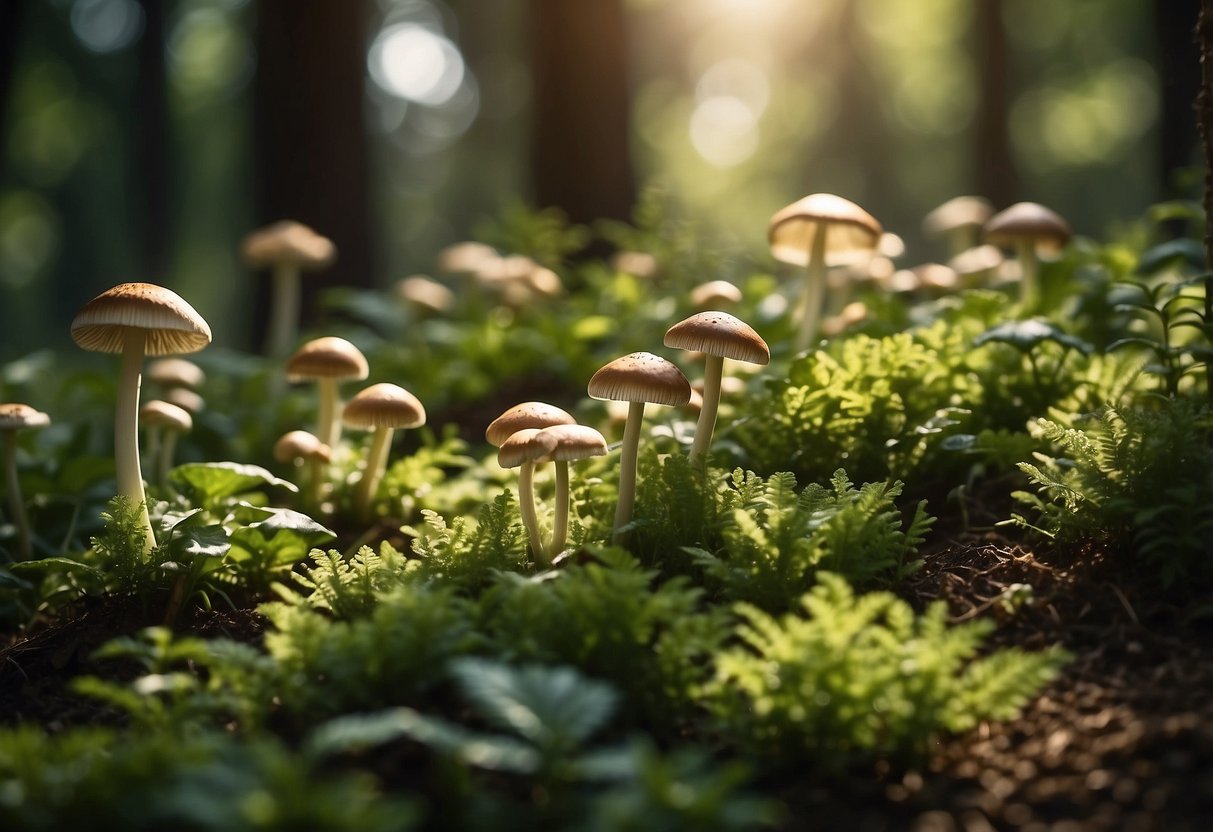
[
  {"left": 134, "top": 0, "right": 170, "bottom": 279},
  {"left": 0, "top": 0, "right": 24, "bottom": 150},
  {"left": 1196, "top": 1, "right": 1213, "bottom": 402},
  {"left": 528, "top": 0, "right": 634, "bottom": 226},
  {"left": 974, "top": 0, "right": 1017, "bottom": 205},
  {"left": 1159, "top": 0, "right": 1202, "bottom": 195},
  {"left": 252, "top": 0, "right": 372, "bottom": 348}
]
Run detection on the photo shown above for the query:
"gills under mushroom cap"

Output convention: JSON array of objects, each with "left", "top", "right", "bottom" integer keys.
[
  {"left": 768, "top": 193, "right": 882, "bottom": 267},
  {"left": 285, "top": 337, "right": 369, "bottom": 381},
  {"left": 342, "top": 383, "right": 426, "bottom": 430},
  {"left": 71, "top": 283, "right": 213, "bottom": 355},
  {"left": 664, "top": 311, "right": 770, "bottom": 365},
  {"left": 587, "top": 352, "right": 691, "bottom": 407}
]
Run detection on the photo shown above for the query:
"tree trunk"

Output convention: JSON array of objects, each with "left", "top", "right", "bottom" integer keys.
[
  {"left": 0, "top": 0, "right": 24, "bottom": 150},
  {"left": 974, "top": 0, "right": 1017, "bottom": 205},
  {"left": 134, "top": 0, "right": 170, "bottom": 279},
  {"left": 1159, "top": 0, "right": 1202, "bottom": 194},
  {"left": 528, "top": 0, "right": 634, "bottom": 226}
]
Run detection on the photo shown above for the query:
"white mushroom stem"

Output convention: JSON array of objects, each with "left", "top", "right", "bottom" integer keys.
[
  {"left": 117, "top": 328, "right": 156, "bottom": 553},
  {"left": 143, "top": 426, "right": 162, "bottom": 482},
  {"left": 518, "top": 461, "right": 546, "bottom": 561},
  {"left": 307, "top": 456, "right": 325, "bottom": 510},
  {"left": 317, "top": 377, "right": 339, "bottom": 448},
  {"left": 3, "top": 430, "right": 31, "bottom": 561},
  {"left": 355, "top": 426, "right": 394, "bottom": 519},
  {"left": 158, "top": 429, "right": 180, "bottom": 488},
  {"left": 1016, "top": 239, "right": 1040, "bottom": 311},
  {"left": 612, "top": 400, "right": 646, "bottom": 544},
  {"left": 268, "top": 263, "right": 302, "bottom": 359},
  {"left": 548, "top": 460, "right": 570, "bottom": 559},
  {"left": 689, "top": 354, "right": 725, "bottom": 463},
  {"left": 794, "top": 225, "right": 830, "bottom": 353}
]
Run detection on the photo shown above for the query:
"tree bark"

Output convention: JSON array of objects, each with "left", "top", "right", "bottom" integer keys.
[{"left": 974, "top": 0, "right": 1017, "bottom": 205}]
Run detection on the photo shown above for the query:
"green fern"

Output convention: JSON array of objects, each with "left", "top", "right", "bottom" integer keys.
[
  {"left": 289, "top": 544, "right": 413, "bottom": 620},
  {"left": 406, "top": 490, "right": 529, "bottom": 589}
]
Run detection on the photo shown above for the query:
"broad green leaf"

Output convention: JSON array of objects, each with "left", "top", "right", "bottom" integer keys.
[
  {"left": 974, "top": 320, "right": 1092, "bottom": 355},
  {"left": 170, "top": 462, "right": 297, "bottom": 509}
]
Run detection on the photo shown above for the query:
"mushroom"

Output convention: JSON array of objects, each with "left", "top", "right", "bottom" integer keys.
[
  {"left": 140, "top": 400, "right": 192, "bottom": 487},
  {"left": 0, "top": 403, "right": 50, "bottom": 560},
  {"left": 285, "top": 336, "right": 369, "bottom": 450},
  {"left": 396, "top": 275, "right": 455, "bottom": 316},
  {"left": 664, "top": 312, "right": 769, "bottom": 462},
  {"left": 163, "top": 386, "right": 205, "bottom": 416},
  {"left": 690, "top": 280, "right": 743, "bottom": 311},
  {"left": 587, "top": 352, "right": 691, "bottom": 543},
  {"left": 535, "top": 423, "right": 607, "bottom": 561},
  {"left": 342, "top": 383, "right": 426, "bottom": 520},
  {"left": 71, "top": 283, "right": 212, "bottom": 552},
  {"left": 242, "top": 220, "right": 336, "bottom": 358},
  {"left": 497, "top": 428, "right": 560, "bottom": 561},
  {"left": 768, "top": 194, "right": 882, "bottom": 352},
  {"left": 922, "top": 196, "right": 994, "bottom": 258},
  {"left": 145, "top": 357, "right": 206, "bottom": 393},
  {"left": 436, "top": 241, "right": 497, "bottom": 276},
  {"left": 982, "top": 202, "right": 1071, "bottom": 312},
  {"left": 948, "top": 244, "right": 1005, "bottom": 288},
  {"left": 274, "top": 430, "right": 332, "bottom": 511},
  {"left": 611, "top": 250, "right": 660, "bottom": 281}
]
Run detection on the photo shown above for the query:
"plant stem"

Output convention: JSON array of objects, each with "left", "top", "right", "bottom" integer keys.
[
  {"left": 308, "top": 455, "right": 324, "bottom": 512},
  {"left": 518, "top": 461, "right": 546, "bottom": 561},
  {"left": 355, "top": 427, "right": 393, "bottom": 520},
  {"left": 612, "top": 401, "right": 645, "bottom": 544},
  {"left": 3, "top": 430, "right": 31, "bottom": 560},
  {"left": 1017, "top": 239, "right": 1039, "bottom": 312},
  {"left": 689, "top": 354, "right": 724, "bottom": 462},
  {"left": 549, "top": 460, "right": 569, "bottom": 559},
  {"left": 794, "top": 226, "right": 830, "bottom": 353},
  {"left": 267, "top": 263, "right": 301, "bottom": 359},
  {"left": 117, "top": 329, "right": 156, "bottom": 554}
]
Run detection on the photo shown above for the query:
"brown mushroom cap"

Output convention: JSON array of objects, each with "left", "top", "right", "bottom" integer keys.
[
  {"left": 690, "top": 280, "right": 743, "bottom": 309},
  {"left": 587, "top": 352, "right": 691, "bottom": 406},
  {"left": 768, "top": 193, "right": 883, "bottom": 267},
  {"left": 146, "top": 358, "right": 206, "bottom": 390},
  {"left": 274, "top": 430, "right": 332, "bottom": 464},
  {"left": 242, "top": 220, "right": 336, "bottom": 271},
  {"left": 922, "top": 196, "right": 994, "bottom": 239},
  {"left": 611, "top": 250, "right": 659, "bottom": 280},
  {"left": 140, "top": 400, "right": 192, "bottom": 433},
  {"left": 664, "top": 311, "right": 770, "bottom": 365},
  {"left": 396, "top": 276, "right": 455, "bottom": 314},
  {"left": 983, "top": 202, "right": 1071, "bottom": 253},
  {"left": 342, "top": 383, "right": 426, "bottom": 430},
  {"left": 497, "top": 427, "right": 559, "bottom": 469},
  {"left": 485, "top": 402, "right": 576, "bottom": 448},
  {"left": 437, "top": 241, "right": 497, "bottom": 275},
  {"left": 536, "top": 423, "right": 608, "bottom": 463},
  {"left": 0, "top": 403, "right": 50, "bottom": 430},
  {"left": 164, "top": 387, "right": 205, "bottom": 415},
  {"left": 285, "top": 336, "right": 370, "bottom": 382},
  {"left": 71, "top": 283, "right": 213, "bottom": 356},
  {"left": 948, "top": 244, "right": 1004, "bottom": 277}
]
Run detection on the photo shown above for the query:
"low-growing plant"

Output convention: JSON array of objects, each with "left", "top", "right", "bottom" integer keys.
[{"left": 406, "top": 490, "right": 530, "bottom": 590}]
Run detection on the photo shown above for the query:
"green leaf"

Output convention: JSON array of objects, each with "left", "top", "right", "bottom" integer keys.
[
  {"left": 163, "top": 510, "right": 231, "bottom": 561},
  {"left": 170, "top": 462, "right": 297, "bottom": 510},
  {"left": 230, "top": 503, "right": 334, "bottom": 538},
  {"left": 974, "top": 320, "right": 1093, "bottom": 355},
  {"left": 1136, "top": 238, "right": 1206, "bottom": 274}
]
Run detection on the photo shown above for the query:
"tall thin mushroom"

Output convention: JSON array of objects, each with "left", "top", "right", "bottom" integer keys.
[
  {"left": 285, "top": 336, "right": 369, "bottom": 450},
  {"left": 274, "top": 430, "right": 332, "bottom": 512},
  {"left": 140, "top": 400, "right": 192, "bottom": 486},
  {"left": 497, "top": 428, "right": 560, "bottom": 561},
  {"left": 242, "top": 220, "right": 336, "bottom": 358},
  {"left": 0, "top": 404, "right": 50, "bottom": 561},
  {"left": 664, "top": 311, "right": 769, "bottom": 462},
  {"left": 587, "top": 352, "right": 690, "bottom": 543},
  {"left": 342, "top": 383, "right": 426, "bottom": 520},
  {"left": 982, "top": 202, "right": 1071, "bottom": 313},
  {"left": 71, "top": 283, "right": 212, "bottom": 552},
  {"left": 535, "top": 423, "right": 607, "bottom": 560}
]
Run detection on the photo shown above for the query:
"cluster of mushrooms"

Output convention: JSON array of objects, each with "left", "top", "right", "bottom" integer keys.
[{"left": 1, "top": 193, "right": 1071, "bottom": 562}]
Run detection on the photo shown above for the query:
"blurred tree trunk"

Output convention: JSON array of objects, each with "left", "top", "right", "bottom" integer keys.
[
  {"left": 252, "top": 0, "right": 372, "bottom": 347},
  {"left": 528, "top": 0, "right": 634, "bottom": 226},
  {"left": 0, "top": 0, "right": 23, "bottom": 147},
  {"left": 134, "top": 0, "right": 169, "bottom": 279},
  {"left": 974, "top": 0, "right": 1017, "bottom": 205},
  {"left": 1159, "top": 0, "right": 1202, "bottom": 194}
]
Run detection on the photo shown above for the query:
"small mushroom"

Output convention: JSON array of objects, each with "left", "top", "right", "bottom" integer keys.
[
  {"left": 163, "top": 386, "right": 205, "bottom": 416},
  {"left": 948, "top": 244, "right": 1005, "bottom": 288},
  {"left": 342, "top": 383, "right": 426, "bottom": 520},
  {"left": 768, "top": 194, "right": 882, "bottom": 352},
  {"left": 587, "top": 352, "right": 691, "bottom": 543},
  {"left": 145, "top": 357, "right": 206, "bottom": 392},
  {"left": 690, "top": 280, "right": 743, "bottom": 311},
  {"left": 274, "top": 430, "right": 332, "bottom": 511},
  {"left": 664, "top": 312, "right": 769, "bottom": 462},
  {"left": 140, "top": 400, "right": 192, "bottom": 487},
  {"left": 497, "top": 428, "right": 560, "bottom": 561},
  {"left": 611, "top": 250, "right": 659, "bottom": 281},
  {"left": 535, "top": 423, "right": 607, "bottom": 561},
  {"left": 396, "top": 275, "right": 455, "bottom": 316},
  {"left": 285, "top": 336, "right": 370, "bottom": 450},
  {"left": 71, "top": 283, "right": 212, "bottom": 552},
  {"left": 983, "top": 202, "right": 1071, "bottom": 312},
  {"left": 0, "top": 403, "right": 50, "bottom": 560},
  {"left": 242, "top": 220, "right": 337, "bottom": 358},
  {"left": 922, "top": 196, "right": 994, "bottom": 258}
]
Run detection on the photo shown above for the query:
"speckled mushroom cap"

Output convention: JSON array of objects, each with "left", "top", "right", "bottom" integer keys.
[
  {"left": 273, "top": 430, "right": 332, "bottom": 464},
  {"left": 497, "top": 427, "right": 559, "bottom": 469},
  {"left": 664, "top": 311, "right": 770, "bottom": 365},
  {"left": 342, "top": 383, "right": 426, "bottom": 431},
  {"left": 587, "top": 352, "right": 691, "bottom": 407},
  {"left": 486, "top": 402, "right": 576, "bottom": 448},
  {"left": 71, "top": 283, "right": 213, "bottom": 356},
  {"left": 922, "top": 196, "right": 994, "bottom": 239},
  {"left": 983, "top": 202, "right": 1071, "bottom": 253},
  {"left": 139, "top": 400, "right": 192, "bottom": 433},
  {"left": 242, "top": 220, "right": 336, "bottom": 271},
  {"left": 0, "top": 403, "right": 50, "bottom": 430},
  {"left": 536, "top": 423, "right": 608, "bottom": 463},
  {"left": 285, "top": 337, "right": 369, "bottom": 382},
  {"left": 146, "top": 358, "right": 206, "bottom": 390},
  {"left": 768, "top": 194, "right": 882, "bottom": 267},
  {"left": 690, "top": 280, "right": 743, "bottom": 310}
]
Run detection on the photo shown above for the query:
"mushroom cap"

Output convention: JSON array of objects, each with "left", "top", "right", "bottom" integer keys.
[
  {"left": 691, "top": 375, "right": 747, "bottom": 398},
  {"left": 396, "top": 275, "right": 455, "bottom": 314},
  {"left": 536, "top": 423, "right": 608, "bottom": 463},
  {"left": 913, "top": 262, "right": 960, "bottom": 292},
  {"left": 274, "top": 430, "right": 332, "bottom": 464},
  {"left": 485, "top": 401, "right": 576, "bottom": 448},
  {"left": 587, "top": 352, "right": 691, "bottom": 407},
  {"left": 497, "top": 427, "right": 559, "bottom": 469},
  {"left": 922, "top": 196, "right": 994, "bottom": 238},
  {"left": 983, "top": 202, "right": 1071, "bottom": 253},
  {"left": 164, "top": 387, "right": 205, "bottom": 415},
  {"left": 611, "top": 250, "right": 659, "bottom": 280},
  {"left": 242, "top": 220, "right": 336, "bottom": 271},
  {"left": 877, "top": 232, "right": 906, "bottom": 259},
  {"left": 768, "top": 193, "right": 883, "bottom": 267},
  {"left": 664, "top": 311, "right": 770, "bottom": 366},
  {"left": 140, "top": 400, "right": 192, "bottom": 433},
  {"left": 146, "top": 357, "right": 206, "bottom": 390},
  {"left": 690, "top": 280, "right": 743, "bottom": 309},
  {"left": 436, "top": 241, "right": 497, "bottom": 275},
  {"left": 285, "top": 336, "right": 369, "bottom": 382},
  {"left": 0, "top": 403, "right": 50, "bottom": 430},
  {"left": 342, "top": 383, "right": 426, "bottom": 430},
  {"left": 71, "top": 283, "right": 213, "bottom": 356},
  {"left": 948, "top": 244, "right": 1004, "bottom": 276}
]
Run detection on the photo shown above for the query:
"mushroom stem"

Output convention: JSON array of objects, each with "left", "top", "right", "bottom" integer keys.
[
  {"left": 3, "top": 429, "right": 31, "bottom": 561},
  {"left": 117, "top": 329, "right": 156, "bottom": 553},
  {"left": 355, "top": 426, "right": 394, "bottom": 519},
  {"left": 549, "top": 460, "right": 570, "bottom": 559},
  {"left": 143, "top": 425, "right": 162, "bottom": 483},
  {"left": 317, "top": 377, "right": 339, "bottom": 449},
  {"left": 688, "top": 354, "right": 725, "bottom": 462},
  {"left": 1016, "top": 239, "right": 1040, "bottom": 312},
  {"left": 267, "top": 263, "right": 302, "bottom": 359},
  {"left": 794, "top": 225, "right": 830, "bottom": 353},
  {"left": 612, "top": 400, "right": 646, "bottom": 544},
  {"left": 158, "top": 429, "right": 179, "bottom": 488},
  {"left": 307, "top": 456, "right": 325, "bottom": 512},
  {"left": 518, "top": 461, "right": 546, "bottom": 561}
]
